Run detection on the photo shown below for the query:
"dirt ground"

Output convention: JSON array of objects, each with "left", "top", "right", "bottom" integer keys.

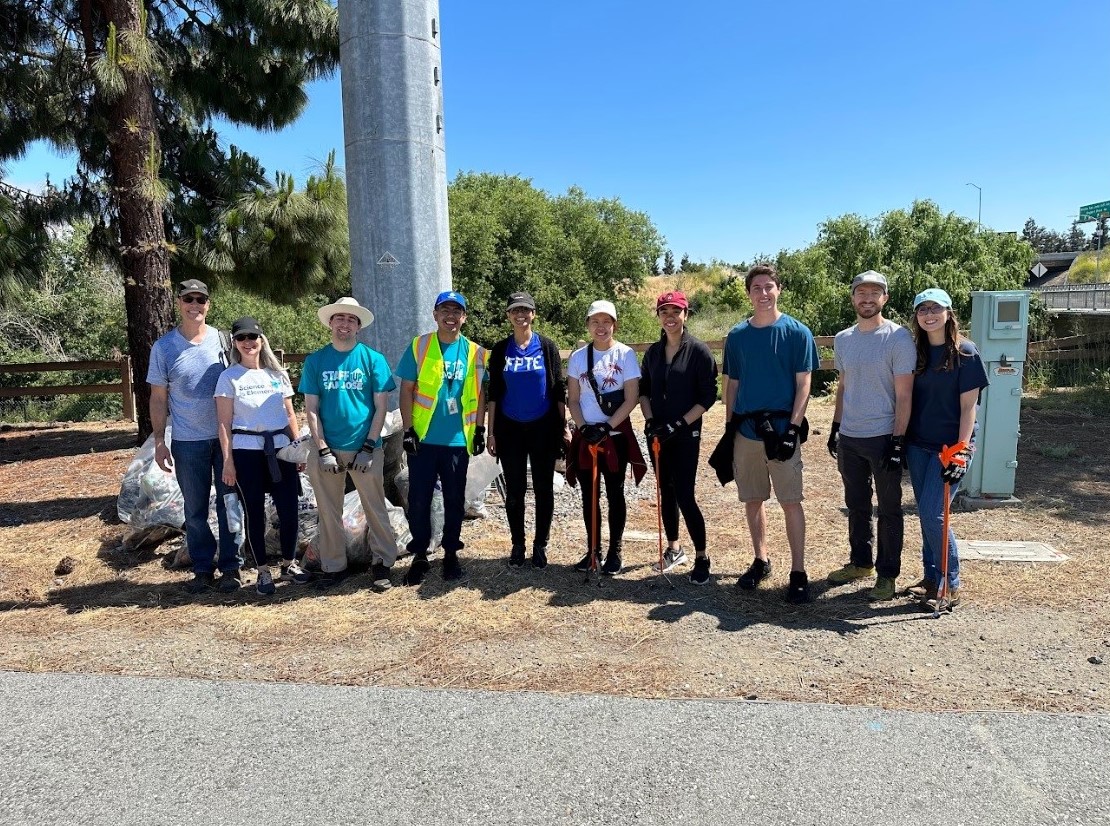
[{"left": 1, "top": 396, "right": 1108, "bottom": 712}]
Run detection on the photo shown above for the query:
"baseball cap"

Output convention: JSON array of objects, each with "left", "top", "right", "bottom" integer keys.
[
  {"left": 435, "top": 290, "right": 467, "bottom": 310},
  {"left": 850, "top": 271, "right": 888, "bottom": 293},
  {"left": 913, "top": 288, "right": 953, "bottom": 309},
  {"left": 586, "top": 300, "right": 618, "bottom": 320},
  {"left": 230, "top": 317, "right": 264, "bottom": 338},
  {"left": 506, "top": 291, "right": 536, "bottom": 311},
  {"left": 656, "top": 290, "right": 690, "bottom": 311},
  {"left": 178, "top": 279, "right": 209, "bottom": 297}
]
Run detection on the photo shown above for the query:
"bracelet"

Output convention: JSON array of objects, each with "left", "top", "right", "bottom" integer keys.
[
  {"left": 361, "top": 441, "right": 376, "bottom": 452},
  {"left": 318, "top": 447, "right": 333, "bottom": 457}
]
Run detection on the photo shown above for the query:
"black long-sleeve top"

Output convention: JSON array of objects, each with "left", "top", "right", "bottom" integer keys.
[{"left": 639, "top": 330, "right": 718, "bottom": 427}]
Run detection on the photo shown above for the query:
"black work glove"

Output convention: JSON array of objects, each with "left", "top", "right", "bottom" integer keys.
[
  {"left": 651, "top": 417, "right": 687, "bottom": 443},
  {"left": 402, "top": 427, "right": 420, "bottom": 457},
  {"left": 643, "top": 418, "right": 654, "bottom": 442},
  {"left": 882, "top": 435, "right": 905, "bottom": 473},
  {"left": 757, "top": 417, "right": 781, "bottom": 461},
  {"left": 827, "top": 421, "right": 840, "bottom": 460},
  {"left": 940, "top": 447, "right": 972, "bottom": 483},
  {"left": 471, "top": 425, "right": 486, "bottom": 456},
  {"left": 776, "top": 424, "right": 800, "bottom": 462},
  {"left": 580, "top": 423, "right": 609, "bottom": 445}
]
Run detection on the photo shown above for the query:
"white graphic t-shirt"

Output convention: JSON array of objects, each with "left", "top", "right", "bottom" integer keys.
[{"left": 214, "top": 364, "right": 294, "bottom": 450}]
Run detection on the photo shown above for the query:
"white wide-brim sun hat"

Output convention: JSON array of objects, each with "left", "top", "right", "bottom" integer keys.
[{"left": 318, "top": 296, "right": 374, "bottom": 328}]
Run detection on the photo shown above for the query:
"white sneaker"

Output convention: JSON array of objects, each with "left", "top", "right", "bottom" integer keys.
[
  {"left": 280, "top": 560, "right": 312, "bottom": 584},
  {"left": 652, "top": 546, "right": 688, "bottom": 573}
]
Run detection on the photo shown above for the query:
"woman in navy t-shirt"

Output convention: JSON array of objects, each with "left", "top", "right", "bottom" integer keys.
[
  {"left": 905, "top": 288, "right": 989, "bottom": 610},
  {"left": 486, "top": 292, "right": 566, "bottom": 569}
]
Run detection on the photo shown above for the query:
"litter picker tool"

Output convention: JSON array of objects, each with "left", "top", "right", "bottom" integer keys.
[
  {"left": 934, "top": 442, "right": 968, "bottom": 618},
  {"left": 586, "top": 442, "right": 603, "bottom": 587},
  {"left": 650, "top": 436, "right": 674, "bottom": 590}
]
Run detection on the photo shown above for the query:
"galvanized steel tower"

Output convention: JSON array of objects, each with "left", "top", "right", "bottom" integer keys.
[{"left": 338, "top": 1, "right": 451, "bottom": 373}]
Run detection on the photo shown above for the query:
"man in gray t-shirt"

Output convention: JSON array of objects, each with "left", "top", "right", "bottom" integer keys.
[
  {"left": 147, "top": 279, "right": 239, "bottom": 594},
  {"left": 826, "top": 271, "right": 916, "bottom": 601}
]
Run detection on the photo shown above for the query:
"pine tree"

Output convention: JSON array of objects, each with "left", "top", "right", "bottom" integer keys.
[{"left": 662, "top": 249, "right": 675, "bottom": 275}]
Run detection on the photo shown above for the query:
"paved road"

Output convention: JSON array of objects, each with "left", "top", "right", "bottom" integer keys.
[{"left": 3, "top": 671, "right": 1107, "bottom": 825}]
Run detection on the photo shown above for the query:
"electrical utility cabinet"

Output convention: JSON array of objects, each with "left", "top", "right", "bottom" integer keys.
[{"left": 965, "top": 290, "right": 1031, "bottom": 501}]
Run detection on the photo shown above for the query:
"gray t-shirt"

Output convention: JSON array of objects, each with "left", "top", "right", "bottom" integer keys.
[
  {"left": 214, "top": 365, "right": 295, "bottom": 450},
  {"left": 147, "top": 326, "right": 225, "bottom": 442},
  {"left": 833, "top": 319, "right": 916, "bottom": 438}
]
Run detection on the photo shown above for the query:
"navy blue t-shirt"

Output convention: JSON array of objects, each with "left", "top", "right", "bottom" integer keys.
[
  {"left": 499, "top": 335, "right": 549, "bottom": 422},
  {"left": 907, "top": 341, "right": 990, "bottom": 452}
]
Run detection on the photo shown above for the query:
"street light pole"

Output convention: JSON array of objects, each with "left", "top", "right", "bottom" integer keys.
[{"left": 966, "top": 182, "right": 982, "bottom": 232}]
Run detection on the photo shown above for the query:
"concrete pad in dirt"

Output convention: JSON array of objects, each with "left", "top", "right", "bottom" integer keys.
[{"left": 2, "top": 671, "right": 1108, "bottom": 826}]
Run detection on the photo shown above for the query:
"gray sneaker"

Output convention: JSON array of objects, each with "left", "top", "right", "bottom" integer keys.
[
  {"left": 370, "top": 562, "right": 393, "bottom": 592},
  {"left": 280, "top": 560, "right": 312, "bottom": 585},
  {"left": 255, "top": 567, "right": 275, "bottom": 596},
  {"left": 652, "top": 546, "right": 688, "bottom": 573}
]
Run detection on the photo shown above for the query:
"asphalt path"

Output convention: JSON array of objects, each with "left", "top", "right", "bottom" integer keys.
[{"left": 3, "top": 671, "right": 1108, "bottom": 825}]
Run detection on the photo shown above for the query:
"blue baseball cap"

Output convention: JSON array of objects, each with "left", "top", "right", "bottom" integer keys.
[
  {"left": 913, "top": 288, "right": 953, "bottom": 309},
  {"left": 434, "top": 290, "right": 467, "bottom": 309}
]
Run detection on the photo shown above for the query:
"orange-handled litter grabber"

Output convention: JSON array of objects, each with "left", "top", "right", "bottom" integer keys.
[
  {"left": 650, "top": 436, "right": 674, "bottom": 590},
  {"left": 934, "top": 441, "right": 969, "bottom": 618},
  {"left": 587, "top": 442, "right": 602, "bottom": 586}
]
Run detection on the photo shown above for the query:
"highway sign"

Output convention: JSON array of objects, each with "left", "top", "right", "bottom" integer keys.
[{"left": 1078, "top": 200, "right": 1110, "bottom": 222}]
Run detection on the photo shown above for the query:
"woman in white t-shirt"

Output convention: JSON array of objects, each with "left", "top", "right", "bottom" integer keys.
[
  {"left": 215, "top": 317, "right": 301, "bottom": 596},
  {"left": 566, "top": 300, "right": 646, "bottom": 576}
]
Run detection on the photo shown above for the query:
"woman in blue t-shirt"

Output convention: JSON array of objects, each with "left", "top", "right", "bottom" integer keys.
[
  {"left": 904, "top": 289, "right": 989, "bottom": 610},
  {"left": 486, "top": 292, "right": 566, "bottom": 569}
]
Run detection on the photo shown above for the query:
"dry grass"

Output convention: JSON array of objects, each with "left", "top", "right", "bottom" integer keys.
[{"left": 1, "top": 396, "right": 1108, "bottom": 711}]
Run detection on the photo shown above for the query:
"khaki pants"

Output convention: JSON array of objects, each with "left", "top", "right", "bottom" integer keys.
[{"left": 307, "top": 447, "right": 398, "bottom": 573}]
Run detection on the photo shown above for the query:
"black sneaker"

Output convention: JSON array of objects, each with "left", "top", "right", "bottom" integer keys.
[
  {"left": 736, "top": 557, "right": 771, "bottom": 590},
  {"left": 689, "top": 555, "right": 712, "bottom": 586},
  {"left": 313, "top": 568, "right": 349, "bottom": 590},
  {"left": 404, "top": 554, "right": 430, "bottom": 586},
  {"left": 786, "top": 570, "right": 811, "bottom": 604},
  {"left": 370, "top": 562, "right": 393, "bottom": 592},
  {"left": 601, "top": 549, "right": 622, "bottom": 576},
  {"left": 532, "top": 545, "right": 548, "bottom": 569},
  {"left": 574, "top": 551, "right": 600, "bottom": 573},
  {"left": 509, "top": 544, "right": 526, "bottom": 568},
  {"left": 184, "top": 572, "right": 214, "bottom": 594},
  {"left": 217, "top": 570, "right": 242, "bottom": 593},
  {"left": 442, "top": 551, "right": 465, "bottom": 581}
]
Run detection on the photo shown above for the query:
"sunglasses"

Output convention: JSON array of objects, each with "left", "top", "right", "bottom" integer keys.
[
  {"left": 180, "top": 294, "right": 209, "bottom": 304},
  {"left": 916, "top": 305, "right": 947, "bottom": 316},
  {"left": 234, "top": 333, "right": 260, "bottom": 342}
]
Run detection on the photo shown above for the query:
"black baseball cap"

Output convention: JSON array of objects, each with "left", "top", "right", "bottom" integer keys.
[
  {"left": 178, "top": 278, "right": 209, "bottom": 297},
  {"left": 230, "top": 317, "right": 264, "bottom": 337},
  {"left": 506, "top": 292, "right": 536, "bottom": 311}
]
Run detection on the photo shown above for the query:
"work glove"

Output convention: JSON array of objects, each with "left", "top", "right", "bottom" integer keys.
[
  {"left": 827, "top": 421, "right": 840, "bottom": 460},
  {"left": 318, "top": 447, "right": 341, "bottom": 474},
  {"left": 776, "top": 424, "right": 801, "bottom": 462},
  {"left": 940, "top": 443, "right": 973, "bottom": 483},
  {"left": 471, "top": 425, "right": 486, "bottom": 456},
  {"left": 580, "top": 423, "right": 609, "bottom": 445},
  {"left": 882, "top": 435, "right": 905, "bottom": 473},
  {"left": 350, "top": 441, "right": 376, "bottom": 473},
  {"left": 643, "top": 418, "right": 654, "bottom": 442},
  {"left": 650, "top": 417, "right": 687, "bottom": 443},
  {"left": 402, "top": 427, "right": 420, "bottom": 457},
  {"left": 757, "top": 417, "right": 781, "bottom": 461}
]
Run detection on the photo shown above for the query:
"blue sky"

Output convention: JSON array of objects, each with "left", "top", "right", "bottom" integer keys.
[{"left": 8, "top": 0, "right": 1105, "bottom": 264}]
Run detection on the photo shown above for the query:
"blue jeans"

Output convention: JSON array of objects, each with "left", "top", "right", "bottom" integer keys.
[
  {"left": 906, "top": 444, "right": 965, "bottom": 590},
  {"left": 172, "top": 438, "right": 238, "bottom": 575},
  {"left": 406, "top": 444, "right": 470, "bottom": 556}
]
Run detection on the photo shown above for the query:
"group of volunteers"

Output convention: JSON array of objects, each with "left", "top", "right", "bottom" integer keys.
[{"left": 148, "top": 262, "right": 988, "bottom": 611}]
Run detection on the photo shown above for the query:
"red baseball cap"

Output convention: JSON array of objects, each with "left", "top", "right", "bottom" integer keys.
[{"left": 656, "top": 290, "right": 689, "bottom": 311}]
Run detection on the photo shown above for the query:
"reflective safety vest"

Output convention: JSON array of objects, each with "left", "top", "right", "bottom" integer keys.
[{"left": 410, "top": 333, "right": 486, "bottom": 450}]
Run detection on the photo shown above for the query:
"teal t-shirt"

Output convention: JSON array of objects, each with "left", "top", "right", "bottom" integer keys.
[
  {"left": 395, "top": 336, "right": 473, "bottom": 447},
  {"left": 298, "top": 343, "right": 396, "bottom": 451}
]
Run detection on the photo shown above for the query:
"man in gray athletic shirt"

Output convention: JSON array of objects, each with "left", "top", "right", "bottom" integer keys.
[{"left": 826, "top": 271, "right": 916, "bottom": 601}]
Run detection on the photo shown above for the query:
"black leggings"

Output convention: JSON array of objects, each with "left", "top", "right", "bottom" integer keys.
[
  {"left": 232, "top": 449, "right": 299, "bottom": 567},
  {"left": 652, "top": 433, "right": 706, "bottom": 554},
  {"left": 496, "top": 416, "right": 558, "bottom": 550},
  {"left": 575, "top": 436, "right": 629, "bottom": 554}
]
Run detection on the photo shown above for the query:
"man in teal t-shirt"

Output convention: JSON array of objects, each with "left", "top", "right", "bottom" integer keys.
[{"left": 299, "top": 297, "right": 398, "bottom": 591}]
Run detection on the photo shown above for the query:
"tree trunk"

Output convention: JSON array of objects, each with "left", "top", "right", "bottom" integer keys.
[{"left": 97, "top": 0, "right": 174, "bottom": 443}]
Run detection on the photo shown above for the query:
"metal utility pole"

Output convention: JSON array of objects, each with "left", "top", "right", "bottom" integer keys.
[
  {"left": 966, "top": 182, "right": 982, "bottom": 232},
  {"left": 338, "top": 1, "right": 452, "bottom": 374}
]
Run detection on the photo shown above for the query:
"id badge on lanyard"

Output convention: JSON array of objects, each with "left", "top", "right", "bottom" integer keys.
[{"left": 445, "top": 397, "right": 459, "bottom": 415}]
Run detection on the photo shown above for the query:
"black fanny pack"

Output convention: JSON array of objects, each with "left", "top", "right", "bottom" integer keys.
[{"left": 586, "top": 344, "right": 624, "bottom": 416}]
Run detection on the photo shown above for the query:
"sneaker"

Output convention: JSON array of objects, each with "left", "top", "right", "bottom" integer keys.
[
  {"left": 574, "top": 550, "right": 600, "bottom": 573},
  {"left": 254, "top": 567, "right": 275, "bottom": 596},
  {"left": 313, "top": 568, "right": 349, "bottom": 590},
  {"left": 370, "top": 562, "right": 393, "bottom": 592},
  {"left": 652, "top": 546, "right": 688, "bottom": 573},
  {"left": 532, "top": 545, "right": 548, "bottom": 569},
  {"left": 442, "top": 551, "right": 465, "bottom": 581},
  {"left": 601, "top": 549, "right": 623, "bottom": 576},
  {"left": 786, "top": 570, "right": 810, "bottom": 604},
  {"left": 280, "top": 560, "right": 313, "bottom": 585},
  {"left": 509, "top": 544, "right": 526, "bottom": 568},
  {"left": 736, "top": 557, "right": 771, "bottom": 590},
  {"left": 217, "top": 570, "right": 242, "bottom": 593},
  {"left": 827, "top": 563, "right": 875, "bottom": 584},
  {"left": 404, "top": 554, "right": 430, "bottom": 586},
  {"left": 689, "top": 555, "right": 712, "bottom": 586},
  {"left": 184, "top": 572, "right": 214, "bottom": 594},
  {"left": 869, "top": 576, "right": 896, "bottom": 601}
]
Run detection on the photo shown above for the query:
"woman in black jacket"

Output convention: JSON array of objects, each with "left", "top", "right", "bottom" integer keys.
[
  {"left": 639, "top": 290, "right": 719, "bottom": 585},
  {"left": 486, "top": 291, "right": 566, "bottom": 568}
]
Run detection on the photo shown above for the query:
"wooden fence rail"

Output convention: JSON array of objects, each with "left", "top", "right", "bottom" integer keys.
[{"left": 0, "top": 357, "right": 136, "bottom": 421}]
